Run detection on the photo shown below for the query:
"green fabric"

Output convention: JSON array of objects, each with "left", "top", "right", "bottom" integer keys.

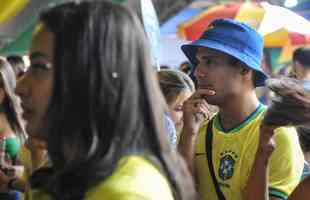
[
  {"left": 112, "top": 0, "right": 127, "bottom": 3},
  {"left": 269, "top": 187, "right": 288, "bottom": 200},
  {"left": 0, "top": 22, "right": 35, "bottom": 56},
  {"left": 266, "top": 48, "right": 289, "bottom": 73},
  {"left": 214, "top": 104, "right": 266, "bottom": 133},
  {"left": 5, "top": 137, "right": 20, "bottom": 159},
  {"left": 0, "top": 0, "right": 128, "bottom": 56}
]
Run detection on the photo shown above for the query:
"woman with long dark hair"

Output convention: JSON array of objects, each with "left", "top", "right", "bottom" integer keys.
[{"left": 16, "top": 1, "right": 196, "bottom": 200}]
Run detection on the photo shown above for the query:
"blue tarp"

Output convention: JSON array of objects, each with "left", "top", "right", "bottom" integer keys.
[
  {"left": 292, "top": 1, "right": 310, "bottom": 20},
  {"left": 160, "top": 7, "right": 202, "bottom": 35}
]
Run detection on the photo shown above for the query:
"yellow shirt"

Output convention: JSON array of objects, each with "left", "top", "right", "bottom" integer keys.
[
  {"left": 18, "top": 146, "right": 32, "bottom": 181},
  {"left": 195, "top": 105, "right": 304, "bottom": 200},
  {"left": 28, "top": 155, "right": 174, "bottom": 200}
]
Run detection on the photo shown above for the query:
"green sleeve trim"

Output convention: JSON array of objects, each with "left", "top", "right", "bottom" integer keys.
[{"left": 269, "top": 187, "right": 288, "bottom": 200}]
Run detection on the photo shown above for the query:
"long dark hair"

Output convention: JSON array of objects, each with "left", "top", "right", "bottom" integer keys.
[
  {"left": 0, "top": 58, "right": 26, "bottom": 141},
  {"left": 30, "top": 1, "right": 196, "bottom": 200}
]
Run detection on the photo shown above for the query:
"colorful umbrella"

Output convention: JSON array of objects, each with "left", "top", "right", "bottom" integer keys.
[
  {"left": 0, "top": 0, "right": 161, "bottom": 70},
  {"left": 0, "top": 0, "right": 68, "bottom": 56},
  {"left": 178, "top": 2, "right": 310, "bottom": 48}
]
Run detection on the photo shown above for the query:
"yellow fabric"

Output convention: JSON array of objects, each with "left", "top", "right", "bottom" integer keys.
[
  {"left": 195, "top": 107, "right": 304, "bottom": 200},
  {"left": 0, "top": 0, "right": 29, "bottom": 24},
  {"left": 235, "top": 2, "right": 264, "bottom": 29},
  {"left": 18, "top": 146, "right": 32, "bottom": 181},
  {"left": 28, "top": 156, "right": 174, "bottom": 200},
  {"left": 278, "top": 39, "right": 293, "bottom": 63},
  {"left": 264, "top": 28, "right": 290, "bottom": 48}
]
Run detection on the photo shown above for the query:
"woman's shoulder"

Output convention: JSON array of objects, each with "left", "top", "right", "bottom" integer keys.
[{"left": 86, "top": 155, "right": 174, "bottom": 200}]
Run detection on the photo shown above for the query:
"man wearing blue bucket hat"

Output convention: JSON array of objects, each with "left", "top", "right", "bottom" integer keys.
[{"left": 178, "top": 19, "right": 304, "bottom": 200}]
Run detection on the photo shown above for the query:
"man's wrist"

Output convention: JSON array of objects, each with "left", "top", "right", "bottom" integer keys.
[{"left": 182, "top": 126, "right": 199, "bottom": 137}]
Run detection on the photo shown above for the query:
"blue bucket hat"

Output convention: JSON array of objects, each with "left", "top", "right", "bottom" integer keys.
[{"left": 181, "top": 18, "right": 268, "bottom": 87}]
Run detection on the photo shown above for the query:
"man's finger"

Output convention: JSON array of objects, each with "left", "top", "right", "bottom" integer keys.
[{"left": 190, "top": 89, "right": 216, "bottom": 100}]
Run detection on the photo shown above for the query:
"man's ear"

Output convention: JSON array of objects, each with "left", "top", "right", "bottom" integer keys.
[{"left": 240, "top": 67, "right": 250, "bottom": 75}]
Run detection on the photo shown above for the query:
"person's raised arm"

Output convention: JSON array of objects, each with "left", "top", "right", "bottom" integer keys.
[{"left": 178, "top": 89, "right": 215, "bottom": 175}]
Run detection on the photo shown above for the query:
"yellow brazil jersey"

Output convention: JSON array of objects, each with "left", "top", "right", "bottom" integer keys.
[
  {"left": 28, "top": 155, "right": 174, "bottom": 200},
  {"left": 195, "top": 104, "right": 304, "bottom": 200}
]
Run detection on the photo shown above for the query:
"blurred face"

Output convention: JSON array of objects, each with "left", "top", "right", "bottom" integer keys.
[
  {"left": 169, "top": 91, "right": 192, "bottom": 131},
  {"left": 194, "top": 47, "right": 243, "bottom": 106},
  {"left": 292, "top": 61, "right": 305, "bottom": 80},
  {"left": 16, "top": 28, "right": 54, "bottom": 137}
]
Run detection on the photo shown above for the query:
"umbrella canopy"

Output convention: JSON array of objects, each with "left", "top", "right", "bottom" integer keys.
[
  {"left": 0, "top": 0, "right": 159, "bottom": 56},
  {"left": 178, "top": 2, "right": 310, "bottom": 48},
  {"left": 0, "top": 0, "right": 68, "bottom": 56}
]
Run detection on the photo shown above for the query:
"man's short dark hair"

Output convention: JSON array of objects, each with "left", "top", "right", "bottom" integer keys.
[{"left": 293, "top": 47, "right": 310, "bottom": 66}]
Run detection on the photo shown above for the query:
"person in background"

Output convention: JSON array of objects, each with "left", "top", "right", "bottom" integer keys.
[
  {"left": 297, "top": 127, "right": 310, "bottom": 164},
  {"left": 6, "top": 56, "right": 26, "bottom": 80},
  {"left": 0, "top": 55, "right": 49, "bottom": 197},
  {"left": 289, "top": 47, "right": 310, "bottom": 164},
  {"left": 16, "top": 1, "right": 196, "bottom": 200},
  {"left": 0, "top": 58, "right": 26, "bottom": 199},
  {"left": 290, "top": 47, "right": 310, "bottom": 87},
  {"left": 158, "top": 69, "right": 195, "bottom": 146},
  {"left": 239, "top": 76, "right": 310, "bottom": 200},
  {"left": 180, "top": 61, "right": 197, "bottom": 88},
  {"left": 178, "top": 19, "right": 304, "bottom": 200}
]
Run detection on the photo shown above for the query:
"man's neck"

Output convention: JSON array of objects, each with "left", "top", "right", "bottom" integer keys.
[{"left": 218, "top": 91, "right": 260, "bottom": 131}]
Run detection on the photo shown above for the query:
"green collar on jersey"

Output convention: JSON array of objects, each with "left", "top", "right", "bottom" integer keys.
[{"left": 214, "top": 103, "right": 266, "bottom": 133}]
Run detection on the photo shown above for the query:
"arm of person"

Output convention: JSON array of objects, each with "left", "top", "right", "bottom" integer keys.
[
  {"left": 268, "top": 127, "right": 304, "bottom": 200},
  {"left": 289, "top": 176, "right": 310, "bottom": 200},
  {"left": 178, "top": 128, "right": 199, "bottom": 175},
  {"left": 243, "top": 150, "right": 284, "bottom": 200},
  {"left": 177, "top": 89, "right": 214, "bottom": 175},
  {"left": 243, "top": 125, "right": 276, "bottom": 200}
]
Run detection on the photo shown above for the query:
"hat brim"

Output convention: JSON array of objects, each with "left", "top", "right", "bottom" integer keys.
[{"left": 181, "top": 39, "right": 268, "bottom": 87}]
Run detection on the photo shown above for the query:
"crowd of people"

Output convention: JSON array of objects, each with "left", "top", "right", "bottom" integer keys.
[{"left": 0, "top": 1, "right": 310, "bottom": 200}]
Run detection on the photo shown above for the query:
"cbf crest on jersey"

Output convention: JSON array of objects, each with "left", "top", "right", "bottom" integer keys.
[{"left": 218, "top": 150, "right": 238, "bottom": 181}]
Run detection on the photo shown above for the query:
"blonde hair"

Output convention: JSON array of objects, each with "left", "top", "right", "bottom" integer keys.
[{"left": 158, "top": 69, "right": 195, "bottom": 105}]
